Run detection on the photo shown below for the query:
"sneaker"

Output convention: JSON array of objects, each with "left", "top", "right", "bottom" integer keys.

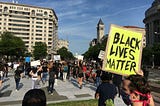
[
  {"left": 51, "top": 93, "right": 53, "bottom": 95},
  {"left": 15, "top": 89, "right": 18, "bottom": 92},
  {"left": 80, "top": 85, "right": 82, "bottom": 89}
]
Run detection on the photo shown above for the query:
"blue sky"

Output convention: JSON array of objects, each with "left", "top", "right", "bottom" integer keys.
[{"left": 2, "top": 0, "right": 154, "bottom": 54}]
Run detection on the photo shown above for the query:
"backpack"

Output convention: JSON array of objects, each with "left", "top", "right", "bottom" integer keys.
[{"left": 105, "top": 99, "right": 114, "bottom": 106}]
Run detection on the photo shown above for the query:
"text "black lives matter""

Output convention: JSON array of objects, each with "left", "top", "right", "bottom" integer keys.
[{"left": 106, "top": 32, "right": 141, "bottom": 72}]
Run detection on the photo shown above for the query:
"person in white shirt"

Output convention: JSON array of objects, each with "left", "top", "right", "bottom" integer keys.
[{"left": 30, "top": 67, "right": 38, "bottom": 89}]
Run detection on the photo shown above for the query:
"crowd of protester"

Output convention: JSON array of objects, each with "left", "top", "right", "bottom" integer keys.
[{"left": 0, "top": 59, "right": 155, "bottom": 106}]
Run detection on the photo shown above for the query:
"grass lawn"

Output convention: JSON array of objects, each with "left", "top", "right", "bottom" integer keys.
[{"left": 48, "top": 99, "right": 98, "bottom": 106}]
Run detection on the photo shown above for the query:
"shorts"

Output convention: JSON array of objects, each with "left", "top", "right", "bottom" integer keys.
[{"left": 78, "top": 73, "right": 83, "bottom": 78}]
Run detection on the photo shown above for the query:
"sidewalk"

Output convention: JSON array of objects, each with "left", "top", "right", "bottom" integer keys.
[{"left": 0, "top": 72, "right": 126, "bottom": 106}]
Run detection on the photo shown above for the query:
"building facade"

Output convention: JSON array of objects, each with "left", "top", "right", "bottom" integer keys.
[
  {"left": 143, "top": 0, "right": 160, "bottom": 46},
  {"left": 124, "top": 26, "right": 146, "bottom": 48},
  {"left": 0, "top": 2, "right": 58, "bottom": 53},
  {"left": 58, "top": 39, "right": 69, "bottom": 50}
]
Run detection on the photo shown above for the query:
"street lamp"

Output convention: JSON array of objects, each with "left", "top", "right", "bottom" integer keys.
[{"left": 152, "top": 54, "right": 154, "bottom": 69}]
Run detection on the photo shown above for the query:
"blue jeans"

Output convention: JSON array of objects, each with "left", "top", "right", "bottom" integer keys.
[
  {"left": 42, "top": 72, "right": 48, "bottom": 83},
  {"left": 15, "top": 78, "right": 20, "bottom": 90},
  {"left": 96, "top": 77, "right": 101, "bottom": 87},
  {"left": 48, "top": 79, "right": 55, "bottom": 93}
]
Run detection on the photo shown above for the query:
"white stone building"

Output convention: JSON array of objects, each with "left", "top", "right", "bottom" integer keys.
[{"left": 0, "top": 1, "right": 58, "bottom": 53}]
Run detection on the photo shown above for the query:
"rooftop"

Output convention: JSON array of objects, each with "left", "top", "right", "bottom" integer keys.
[
  {"left": 98, "top": 19, "right": 104, "bottom": 25},
  {"left": 0, "top": 1, "right": 58, "bottom": 20}
]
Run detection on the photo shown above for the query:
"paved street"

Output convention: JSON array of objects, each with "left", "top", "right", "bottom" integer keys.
[{"left": 0, "top": 71, "right": 126, "bottom": 106}]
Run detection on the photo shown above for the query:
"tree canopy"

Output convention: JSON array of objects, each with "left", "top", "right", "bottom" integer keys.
[
  {"left": 83, "top": 36, "right": 107, "bottom": 60},
  {"left": 141, "top": 43, "right": 160, "bottom": 66},
  {"left": 33, "top": 42, "right": 47, "bottom": 60},
  {"left": 57, "top": 47, "right": 74, "bottom": 60},
  {"left": 0, "top": 31, "right": 26, "bottom": 59}
]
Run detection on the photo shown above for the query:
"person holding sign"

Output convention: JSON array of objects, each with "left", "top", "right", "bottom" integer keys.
[{"left": 122, "top": 75, "right": 155, "bottom": 106}]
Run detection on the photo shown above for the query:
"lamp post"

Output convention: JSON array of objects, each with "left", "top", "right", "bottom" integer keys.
[{"left": 152, "top": 54, "right": 154, "bottom": 69}]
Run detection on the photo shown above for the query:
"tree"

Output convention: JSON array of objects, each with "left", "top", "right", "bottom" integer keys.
[
  {"left": 142, "top": 46, "right": 152, "bottom": 66},
  {"left": 83, "top": 36, "right": 108, "bottom": 60},
  {"left": 57, "top": 47, "right": 74, "bottom": 60},
  {"left": 33, "top": 42, "right": 47, "bottom": 60},
  {"left": 142, "top": 43, "right": 160, "bottom": 66},
  {"left": 0, "top": 31, "right": 26, "bottom": 60},
  {"left": 152, "top": 43, "right": 160, "bottom": 66}
]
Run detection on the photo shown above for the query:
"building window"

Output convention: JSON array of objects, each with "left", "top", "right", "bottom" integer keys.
[
  {"left": 37, "top": 18, "right": 43, "bottom": 20},
  {"left": 31, "top": 10, "right": 35, "bottom": 16},
  {"left": 4, "top": 7, "right": 8, "bottom": 12},
  {"left": 36, "top": 22, "right": 43, "bottom": 24},
  {"left": 36, "top": 26, "right": 42, "bottom": 28},
  {"left": 48, "top": 38, "right": 52, "bottom": 40},
  {"left": 49, "top": 35, "right": 52, "bottom": 37},
  {"left": 48, "top": 42, "right": 52, "bottom": 45},
  {"left": 36, "top": 13, "right": 43, "bottom": 16},
  {"left": 36, "top": 38, "right": 42, "bottom": 40},
  {"left": 44, "top": 11, "right": 48, "bottom": 16},
  {"left": 36, "top": 30, "right": 42, "bottom": 32},
  {"left": 36, "top": 34, "right": 42, "bottom": 36},
  {"left": 49, "top": 23, "right": 53, "bottom": 25}
]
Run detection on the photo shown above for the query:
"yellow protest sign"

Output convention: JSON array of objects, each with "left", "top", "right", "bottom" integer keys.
[{"left": 102, "top": 24, "right": 143, "bottom": 76}]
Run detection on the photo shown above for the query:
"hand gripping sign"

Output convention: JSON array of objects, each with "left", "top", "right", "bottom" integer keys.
[{"left": 102, "top": 24, "right": 143, "bottom": 76}]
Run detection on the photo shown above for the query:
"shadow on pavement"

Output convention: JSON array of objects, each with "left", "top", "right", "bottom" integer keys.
[
  {"left": 70, "top": 78, "right": 80, "bottom": 89},
  {"left": 18, "top": 83, "right": 24, "bottom": 90},
  {"left": 41, "top": 87, "right": 68, "bottom": 101},
  {"left": 2, "top": 78, "right": 10, "bottom": 83},
  {"left": 0, "top": 90, "right": 12, "bottom": 97},
  {"left": 0, "top": 84, "right": 10, "bottom": 92}
]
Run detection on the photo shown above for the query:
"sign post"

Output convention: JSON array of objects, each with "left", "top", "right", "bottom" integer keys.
[{"left": 102, "top": 24, "right": 143, "bottom": 76}]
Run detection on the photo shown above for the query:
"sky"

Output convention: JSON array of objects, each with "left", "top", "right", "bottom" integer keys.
[{"left": 1, "top": 0, "right": 154, "bottom": 54}]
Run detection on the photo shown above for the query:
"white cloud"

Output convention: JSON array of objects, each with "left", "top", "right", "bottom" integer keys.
[
  {"left": 58, "top": 10, "right": 80, "bottom": 17},
  {"left": 102, "top": 5, "right": 149, "bottom": 18}
]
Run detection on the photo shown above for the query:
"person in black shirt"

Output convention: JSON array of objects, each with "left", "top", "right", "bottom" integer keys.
[
  {"left": 48, "top": 62, "right": 56, "bottom": 95},
  {"left": 14, "top": 62, "right": 23, "bottom": 91},
  {"left": 113, "top": 74, "right": 122, "bottom": 97},
  {"left": 4, "top": 62, "right": 8, "bottom": 78},
  {"left": 42, "top": 62, "right": 48, "bottom": 84},
  {"left": 95, "top": 72, "right": 117, "bottom": 106},
  {"left": 95, "top": 67, "right": 102, "bottom": 87}
]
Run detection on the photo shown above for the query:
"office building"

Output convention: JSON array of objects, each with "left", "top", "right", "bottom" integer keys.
[
  {"left": 0, "top": 1, "right": 58, "bottom": 53},
  {"left": 143, "top": 0, "right": 160, "bottom": 46}
]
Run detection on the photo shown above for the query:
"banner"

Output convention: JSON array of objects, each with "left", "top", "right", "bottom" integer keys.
[
  {"left": 102, "top": 24, "right": 143, "bottom": 76},
  {"left": 98, "top": 50, "right": 105, "bottom": 60},
  {"left": 54, "top": 55, "right": 61, "bottom": 61},
  {"left": 31, "top": 60, "right": 40, "bottom": 66}
]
